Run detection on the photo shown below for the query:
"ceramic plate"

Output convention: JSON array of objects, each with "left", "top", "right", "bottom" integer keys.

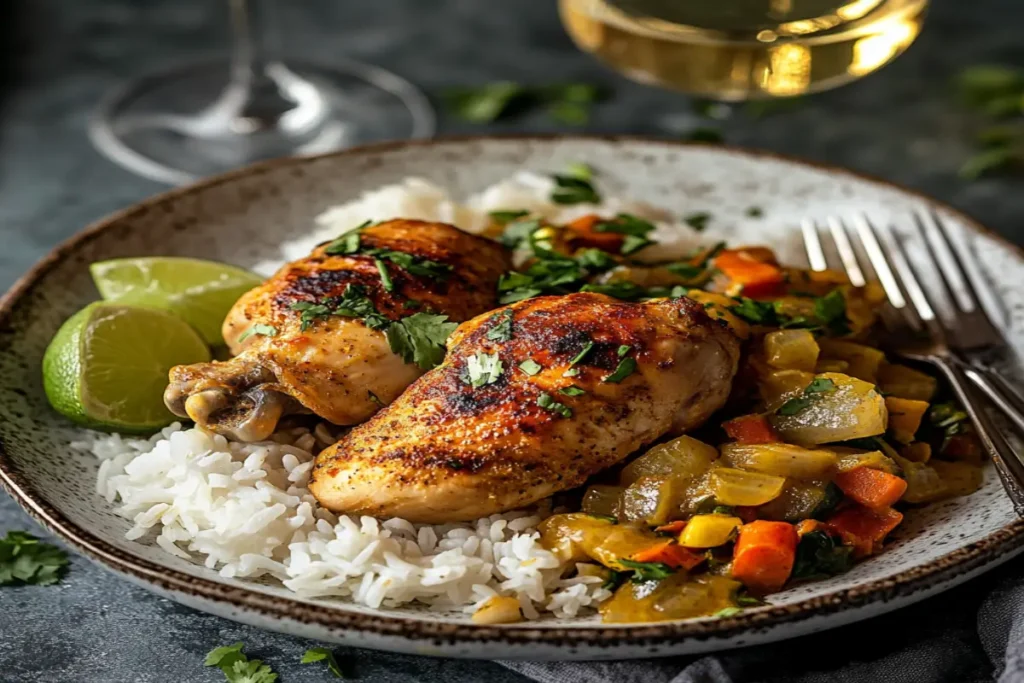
[{"left": 2, "top": 136, "right": 1023, "bottom": 660}]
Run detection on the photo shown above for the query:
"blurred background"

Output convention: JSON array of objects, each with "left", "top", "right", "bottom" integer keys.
[{"left": 1, "top": 1, "right": 1023, "bottom": 681}]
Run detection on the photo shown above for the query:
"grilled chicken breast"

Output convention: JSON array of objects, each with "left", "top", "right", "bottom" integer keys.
[
  {"left": 310, "top": 293, "right": 741, "bottom": 523},
  {"left": 164, "top": 220, "right": 510, "bottom": 441}
]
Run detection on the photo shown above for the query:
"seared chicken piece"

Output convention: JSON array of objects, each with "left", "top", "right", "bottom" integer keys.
[
  {"left": 310, "top": 293, "right": 741, "bottom": 523},
  {"left": 164, "top": 220, "right": 510, "bottom": 441}
]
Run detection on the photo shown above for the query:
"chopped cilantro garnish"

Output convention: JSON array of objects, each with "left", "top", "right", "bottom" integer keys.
[
  {"left": 385, "top": 313, "right": 458, "bottom": 370},
  {"left": 550, "top": 173, "right": 600, "bottom": 205},
  {"left": 729, "top": 297, "right": 778, "bottom": 325},
  {"left": 519, "top": 358, "right": 543, "bottom": 375},
  {"left": 594, "top": 214, "right": 656, "bottom": 255},
  {"left": 778, "top": 377, "right": 837, "bottom": 416},
  {"left": 565, "top": 161, "right": 594, "bottom": 180},
  {"left": 537, "top": 391, "right": 573, "bottom": 418},
  {"left": 814, "top": 290, "right": 850, "bottom": 336},
  {"left": 236, "top": 323, "right": 278, "bottom": 343},
  {"left": 498, "top": 218, "right": 541, "bottom": 250},
  {"left": 289, "top": 300, "right": 334, "bottom": 332},
  {"left": 602, "top": 570, "right": 628, "bottom": 591},
  {"left": 463, "top": 352, "right": 504, "bottom": 388},
  {"left": 443, "top": 81, "right": 527, "bottom": 122},
  {"left": 569, "top": 340, "right": 595, "bottom": 366},
  {"left": 205, "top": 642, "right": 279, "bottom": 683},
  {"left": 665, "top": 262, "right": 704, "bottom": 279},
  {"left": 301, "top": 647, "right": 346, "bottom": 678},
  {"left": 574, "top": 248, "right": 618, "bottom": 271},
  {"left": 684, "top": 212, "right": 711, "bottom": 232},
  {"left": 617, "top": 344, "right": 632, "bottom": 357},
  {"left": 375, "top": 257, "right": 394, "bottom": 292},
  {"left": 579, "top": 281, "right": 649, "bottom": 301},
  {"left": 559, "top": 385, "right": 586, "bottom": 396},
  {"left": 489, "top": 209, "right": 530, "bottom": 225},
  {"left": 563, "top": 367, "right": 580, "bottom": 378},
  {"left": 617, "top": 558, "right": 674, "bottom": 582},
  {"left": 714, "top": 607, "right": 743, "bottom": 618},
  {"left": 603, "top": 357, "right": 637, "bottom": 383},
  {"left": 791, "top": 530, "right": 854, "bottom": 580},
  {"left": 323, "top": 220, "right": 372, "bottom": 255},
  {"left": 0, "top": 531, "right": 68, "bottom": 586},
  {"left": 486, "top": 309, "right": 514, "bottom": 342}
]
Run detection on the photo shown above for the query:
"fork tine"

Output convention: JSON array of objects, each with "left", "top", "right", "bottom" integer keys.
[
  {"left": 801, "top": 218, "right": 828, "bottom": 271},
  {"left": 826, "top": 217, "right": 866, "bottom": 286},
  {"left": 852, "top": 215, "right": 922, "bottom": 334},
  {"left": 927, "top": 209, "right": 1009, "bottom": 332},
  {"left": 881, "top": 220, "right": 948, "bottom": 342},
  {"left": 910, "top": 211, "right": 962, "bottom": 324}
]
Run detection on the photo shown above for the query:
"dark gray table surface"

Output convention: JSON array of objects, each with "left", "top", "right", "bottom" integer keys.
[{"left": 2, "top": 1, "right": 1023, "bottom": 681}]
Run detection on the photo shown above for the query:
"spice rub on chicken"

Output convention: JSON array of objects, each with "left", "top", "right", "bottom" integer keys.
[
  {"left": 310, "top": 292, "right": 742, "bottom": 523},
  {"left": 164, "top": 219, "right": 510, "bottom": 442}
]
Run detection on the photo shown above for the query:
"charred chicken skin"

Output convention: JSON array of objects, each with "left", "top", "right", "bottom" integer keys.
[
  {"left": 164, "top": 219, "right": 510, "bottom": 442},
  {"left": 310, "top": 292, "right": 742, "bottom": 523}
]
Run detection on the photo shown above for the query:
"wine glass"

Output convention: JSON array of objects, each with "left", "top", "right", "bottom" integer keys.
[
  {"left": 559, "top": 0, "right": 928, "bottom": 101},
  {"left": 90, "top": 0, "right": 434, "bottom": 185}
]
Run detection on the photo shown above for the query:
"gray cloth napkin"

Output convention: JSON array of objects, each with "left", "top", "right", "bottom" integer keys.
[{"left": 501, "top": 555, "right": 1024, "bottom": 683}]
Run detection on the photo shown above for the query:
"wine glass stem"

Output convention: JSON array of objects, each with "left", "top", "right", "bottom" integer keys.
[{"left": 229, "top": 0, "right": 281, "bottom": 86}]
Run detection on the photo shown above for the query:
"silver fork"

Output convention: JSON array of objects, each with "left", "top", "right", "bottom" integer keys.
[{"left": 802, "top": 214, "right": 1024, "bottom": 515}]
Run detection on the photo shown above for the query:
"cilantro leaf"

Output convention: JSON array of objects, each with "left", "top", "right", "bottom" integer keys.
[
  {"left": 204, "top": 642, "right": 278, "bottom": 683},
  {"left": 684, "top": 212, "right": 711, "bottom": 232},
  {"left": 777, "top": 377, "right": 837, "bottom": 416},
  {"left": 385, "top": 313, "right": 458, "bottom": 371},
  {"left": 550, "top": 174, "right": 600, "bottom": 205},
  {"left": 621, "top": 234, "right": 653, "bottom": 255},
  {"left": 813, "top": 290, "right": 850, "bottom": 336},
  {"left": 574, "top": 248, "right": 618, "bottom": 272},
  {"left": 569, "top": 340, "right": 595, "bottom": 367},
  {"left": 729, "top": 297, "right": 778, "bottom": 325},
  {"left": 519, "top": 358, "right": 543, "bottom": 376},
  {"left": 302, "top": 647, "right": 346, "bottom": 678},
  {"left": 0, "top": 531, "right": 68, "bottom": 586},
  {"left": 791, "top": 530, "right": 854, "bottom": 580},
  {"left": 289, "top": 301, "right": 333, "bottom": 332},
  {"left": 565, "top": 161, "right": 594, "bottom": 180},
  {"left": 537, "top": 391, "right": 573, "bottom": 418},
  {"left": 330, "top": 285, "right": 391, "bottom": 330},
  {"left": 579, "top": 281, "right": 649, "bottom": 301},
  {"left": 603, "top": 357, "right": 637, "bottom": 384},
  {"left": 665, "top": 262, "right": 704, "bottom": 279},
  {"left": 374, "top": 257, "right": 394, "bottom": 292},
  {"left": 444, "top": 82, "right": 528, "bottom": 122},
  {"left": 463, "top": 352, "right": 504, "bottom": 388},
  {"left": 236, "top": 324, "right": 278, "bottom": 343},
  {"left": 559, "top": 385, "right": 586, "bottom": 396},
  {"left": 714, "top": 607, "right": 743, "bottom": 618},
  {"left": 805, "top": 378, "right": 837, "bottom": 393},
  {"left": 617, "top": 558, "right": 675, "bottom": 582},
  {"left": 486, "top": 309, "right": 514, "bottom": 342},
  {"left": 489, "top": 209, "right": 530, "bottom": 225},
  {"left": 323, "top": 220, "right": 372, "bottom": 255}
]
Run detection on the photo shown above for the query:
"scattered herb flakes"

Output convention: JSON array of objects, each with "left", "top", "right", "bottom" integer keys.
[
  {"left": 323, "top": 220, "right": 372, "bottom": 255},
  {"left": 617, "top": 558, "right": 674, "bottom": 582},
  {"left": 204, "top": 642, "right": 278, "bottom": 683},
  {"left": 375, "top": 257, "right": 394, "bottom": 292},
  {"left": 813, "top": 290, "right": 851, "bottom": 335},
  {"left": 0, "top": 531, "right": 69, "bottom": 586},
  {"left": 498, "top": 218, "right": 542, "bottom": 250},
  {"left": 367, "top": 390, "right": 384, "bottom": 406},
  {"left": 289, "top": 300, "right": 333, "bottom": 331},
  {"left": 236, "top": 323, "right": 278, "bottom": 343},
  {"left": 486, "top": 309, "right": 514, "bottom": 342},
  {"left": 559, "top": 385, "right": 586, "bottom": 396},
  {"left": 569, "top": 340, "right": 596, "bottom": 367},
  {"left": 666, "top": 262, "right": 704, "bottom": 279},
  {"left": 489, "top": 209, "right": 530, "bottom": 225},
  {"left": 617, "top": 344, "right": 632, "bottom": 357},
  {"left": 777, "top": 377, "right": 837, "bottom": 416},
  {"left": 565, "top": 161, "right": 594, "bottom": 180},
  {"left": 444, "top": 81, "right": 527, "bottom": 122},
  {"left": 593, "top": 213, "right": 656, "bottom": 255},
  {"left": 537, "top": 391, "right": 573, "bottom": 418},
  {"left": 374, "top": 249, "right": 453, "bottom": 280},
  {"left": 685, "top": 127, "right": 724, "bottom": 143},
  {"left": 791, "top": 530, "right": 854, "bottom": 580},
  {"left": 519, "top": 358, "right": 543, "bottom": 376},
  {"left": 574, "top": 248, "right": 618, "bottom": 272},
  {"left": 684, "top": 212, "right": 711, "bottom": 232},
  {"left": 385, "top": 313, "right": 459, "bottom": 371},
  {"left": 302, "top": 647, "right": 346, "bottom": 679},
  {"left": 603, "top": 357, "right": 637, "bottom": 384},
  {"left": 714, "top": 607, "right": 743, "bottom": 618},
  {"left": 463, "top": 352, "right": 504, "bottom": 388},
  {"left": 746, "top": 206, "right": 764, "bottom": 218},
  {"left": 330, "top": 285, "right": 391, "bottom": 330},
  {"left": 563, "top": 367, "right": 581, "bottom": 378},
  {"left": 621, "top": 234, "right": 653, "bottom": 255},
  {"left": 729, "top": 297, "right": 778, "bottom": 325},
  {"left": 550, "top": 174, "right": 600, "bottom": 205}
]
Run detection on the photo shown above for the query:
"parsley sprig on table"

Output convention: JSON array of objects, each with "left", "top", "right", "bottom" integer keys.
[
  {"left": 0, "top": 531, "right": 68, "bottom": 586},
  {"left": 204, "top": 643, "right": 278, "bottom": 683},
  {"left": 302, "top": 647, "right": 346, "bottom": 678},
  {"left": 954, "top": 64, "right": 1024, "bottom": 179},
  {"left": 443, "top": 82, "right": 607, "bottom": 125}
]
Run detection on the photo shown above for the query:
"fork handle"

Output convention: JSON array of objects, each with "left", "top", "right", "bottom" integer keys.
[
  {"left": 962, "top": 364, "right": 1024, "bottom": 436},
  {"left": 929, "top": 357, "right": 1024, "bottom": 516}
]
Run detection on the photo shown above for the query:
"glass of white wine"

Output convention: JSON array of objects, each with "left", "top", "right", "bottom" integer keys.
[
  {"left": 90, "top": 0, "right": 434, "bottom": 185},
  {"left": 559, "top": 0, "right": 928, "bottom": 100}
]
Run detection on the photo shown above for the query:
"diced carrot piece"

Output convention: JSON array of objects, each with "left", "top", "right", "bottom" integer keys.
[
  {"left": 794, "top": 519, "right": 824, "bottom": 537},
  {"left": 565, "top": 214, "right": 625, "bottom": 252},
  {"left": 825, "top": 505, "right": 903, "bottom": 557},
  {"left": 834, "top": 467, "right": 908, "bottom": 509},
  {"left": 723, "top": 414, "right": 781, "bottom": 444},
  {"left": 654, "top": 520, "right": 688, "bottom": 535},
  {"left": 731, "top": 520, "right": 798, "bottom": 593},
  {"left": 631, "top": 541, "right": 705, "bottom": 570},
  {"left": 714, "top": 249, "right": 785, "bottom": 298}
]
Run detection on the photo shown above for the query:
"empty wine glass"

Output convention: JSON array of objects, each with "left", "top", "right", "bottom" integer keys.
[{"left": 90, "top": 0, "right": 434, "bottom": 185}]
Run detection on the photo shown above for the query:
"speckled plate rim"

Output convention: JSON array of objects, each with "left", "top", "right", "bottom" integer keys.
[{"left": 3, "top": 134, "right": 1024, "bottom": 649}]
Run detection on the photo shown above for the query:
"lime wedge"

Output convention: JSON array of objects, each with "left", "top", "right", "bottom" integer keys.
[
  {"left": 42, "top": 302, "right": 211, "bottom": 432},
  {"left": 89, "top": 257, "right": 263, "bottom": 345}
]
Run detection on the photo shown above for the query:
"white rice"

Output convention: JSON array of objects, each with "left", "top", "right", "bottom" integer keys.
[{"left": 84, "top": 172, "right": 771, "bottom": 619}]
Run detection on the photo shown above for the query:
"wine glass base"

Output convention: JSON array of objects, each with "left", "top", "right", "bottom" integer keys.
[{"left": 90, "top": 58, "right": 435, "bottom": 185}]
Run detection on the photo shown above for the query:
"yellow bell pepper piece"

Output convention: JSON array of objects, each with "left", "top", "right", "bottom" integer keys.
[{"left": 678, "top": 514, "right": 743, "bottom": 548}]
